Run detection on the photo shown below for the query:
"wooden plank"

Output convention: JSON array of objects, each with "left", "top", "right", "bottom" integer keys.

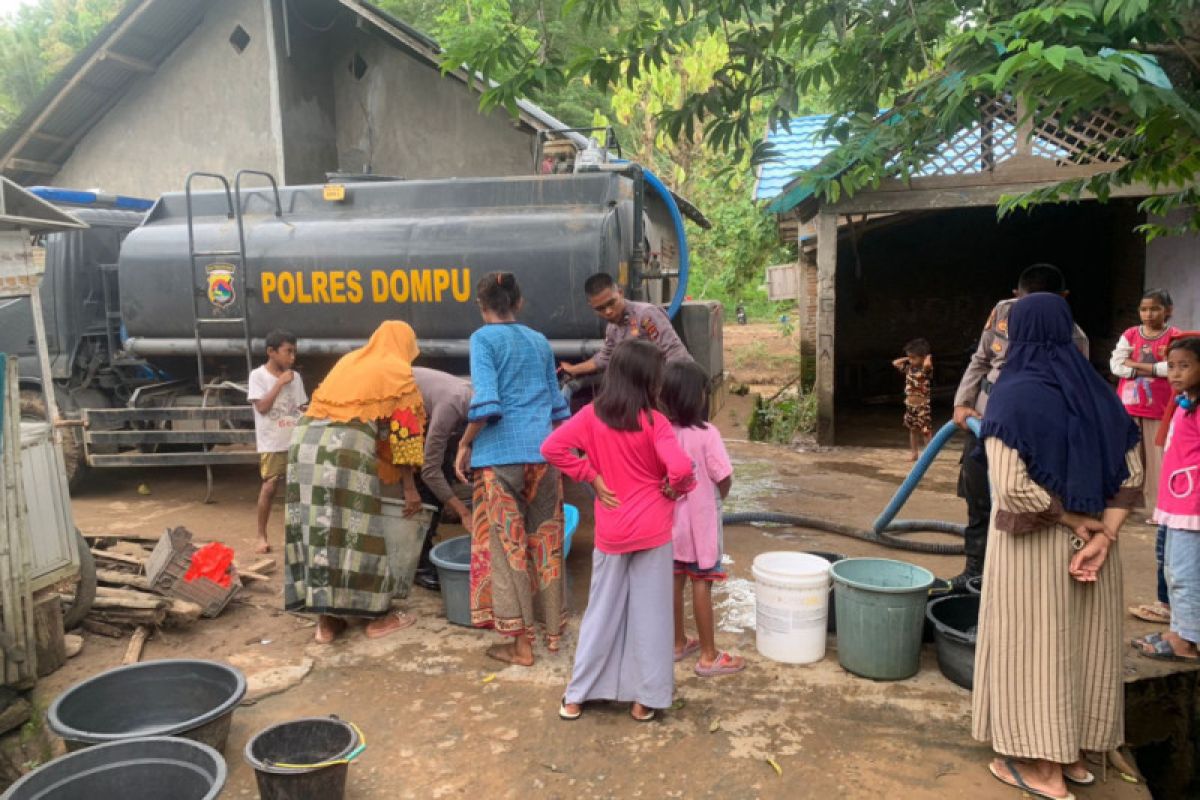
[
  {"left": 122, "top": 626, "right": 150, "bottom": 664},
  {"left": 100, "top": 49, "right": 156, "bottom": 74},
  {"left": 4, "top": 158, "right": 59, "bottom": 175},
  {"left": 28, "top": 131, "right": 67, "bottom": 145},
  {"left": 828, "top": 177, "right": 1167, "bottom": 215},
  {"left": 96, "top": 568, "right": 151, "bottom": 591},
  {"left": 91, "top": 548, "right": 146, "bottom": 567},
  {"left": 33, "top": 593, "right": 65, "bottom": 678},
  {"left": 815, "top": 210, "right": 837, "bottom": 446}
]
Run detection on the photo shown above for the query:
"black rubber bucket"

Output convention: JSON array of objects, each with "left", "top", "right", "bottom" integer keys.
[
  {"left": 245, "top": 716, "right": 361, "bottom": 800},
  {"left": 1, "top": 736, "right": 226, "bottom": 800},
  {"left": 925, "top": 594, "right": 980, "bottom": 690},
  {"left": 801, "top": 551, "right": 845, "bottom": 632},
  {"left": 48, "top": 659, "right": 245, "bottom": 753}
]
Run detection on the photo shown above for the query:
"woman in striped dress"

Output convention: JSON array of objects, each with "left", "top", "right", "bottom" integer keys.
[{"left": 973, "top": 294, "right": 1142, "bottom": 800}]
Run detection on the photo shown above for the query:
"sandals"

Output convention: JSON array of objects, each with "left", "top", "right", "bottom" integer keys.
[
  {"left": 674, "top": 638, "right": 700, "bottom": 662},
  {"left": 694, "top": 651, "right": 747, "bottom": 677},
  {"left": 1128, "top": 602, "right": 1171, "bottom": 624},
  {"left": 988, "top": 758, "right": 1074, "bottom": 800},
  {"left": 558, "top": 696, "right": 582, "bottom": 721},
  {"left": 1131, "top": 633, "right": 1200, "bottom": 662},
  {"left": 630, "top": 704, "right": 656, "bottom": 722},
  {"left": 365, "top": 610, "right": 416, "bottom": 640}
]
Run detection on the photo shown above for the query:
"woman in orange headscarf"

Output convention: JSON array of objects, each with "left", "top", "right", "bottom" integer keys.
[{"left": 283, "top": 321, "right": 427, "bottom": 643}]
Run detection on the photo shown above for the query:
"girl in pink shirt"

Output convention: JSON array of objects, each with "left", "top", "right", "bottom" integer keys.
[
  {"left": 1137, "top": 337, "right": 1200, "bottom": 663},
  {"left": 660, "top": 361, "right": 745, "bottom": 678},
  {"left": 542, "top": 339, "right": 695, "bottom": 722}
]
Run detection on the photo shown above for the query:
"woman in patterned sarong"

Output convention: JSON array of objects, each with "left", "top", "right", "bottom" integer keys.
[
  {"left": 284, "top": 321, "right": 427, "bottom": 644},
  {"left": 455, "top": 272, "right": 571, "bottom": 666}
]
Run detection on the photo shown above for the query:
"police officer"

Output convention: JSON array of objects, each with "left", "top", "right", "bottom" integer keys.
[{"left": 949, "top": 264, "right": 1089, "bottom": 590}]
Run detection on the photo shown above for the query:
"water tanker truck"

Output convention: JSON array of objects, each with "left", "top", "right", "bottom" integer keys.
[{"left": 2, "top": 159, "right": 721, "bottom": 489}]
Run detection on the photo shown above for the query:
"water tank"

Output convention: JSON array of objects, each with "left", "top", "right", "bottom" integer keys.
[{"left": 118, "top": 173, "right": 651, "bottom": 361}]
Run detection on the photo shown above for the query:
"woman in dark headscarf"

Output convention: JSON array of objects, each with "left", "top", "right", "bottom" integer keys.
[{"left": 972, "top": 294, "right": 1142, "bottom": 800}]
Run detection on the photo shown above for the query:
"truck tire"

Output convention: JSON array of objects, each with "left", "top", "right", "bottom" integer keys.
[
  {"left": 62, "top": 529, "right": 96, "bottom": 631},
  {"left": 19, "top": 389, "right": 87, "bottom": 489}
]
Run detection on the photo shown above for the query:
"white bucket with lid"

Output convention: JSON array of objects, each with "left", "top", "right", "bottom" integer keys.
[{"left": 752, "top": 551, "right": 832, "bottom": 664}]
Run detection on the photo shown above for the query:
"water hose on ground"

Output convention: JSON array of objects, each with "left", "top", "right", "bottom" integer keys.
[{"left": 722, "top": 419, "right": 982, "bottom": 556}]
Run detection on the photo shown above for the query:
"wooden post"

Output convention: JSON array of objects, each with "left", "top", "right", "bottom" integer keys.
[
  {"left": 815, "top": 210, "right": 838, "bottom": 445},
  {"left": 33, "top": 592, "right": 65, "bottom": 677}
]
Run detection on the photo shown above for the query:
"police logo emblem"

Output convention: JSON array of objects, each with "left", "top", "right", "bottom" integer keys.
[{"left": 206, "top": 263, "right": 236, "bottom": 309}]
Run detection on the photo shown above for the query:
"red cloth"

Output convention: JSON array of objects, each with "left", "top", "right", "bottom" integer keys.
[
  {"left": 183, "top": 542, "right": 235, "bottom": 588},
  {"left": 1156, "top": 330, "right": 1200, "bottom": 447},
  {"left": 540, "top": 404, "right": 695, "bottom": 555}
]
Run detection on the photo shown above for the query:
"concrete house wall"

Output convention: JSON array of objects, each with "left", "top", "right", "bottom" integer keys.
[
  {"left": 52, "top": 0, "right": 542, "bottom": 198},
  {"left": 1146, "top": 209, "right": 1200, "bottom": 330},
  {"left": 54, "top": 0, "right": 279, "bottom": 198}
]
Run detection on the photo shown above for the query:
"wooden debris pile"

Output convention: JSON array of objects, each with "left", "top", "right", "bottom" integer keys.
[{"left": 79, "top": 530, "right": 275, "bottom": 660}]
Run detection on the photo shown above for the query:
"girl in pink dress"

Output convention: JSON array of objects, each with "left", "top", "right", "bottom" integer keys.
[
  {"left": 660, "top": 361, "right": 745, "bottom": 677},
  {"left": 541, "top": 339, "right": 695, "bottom": 722}
]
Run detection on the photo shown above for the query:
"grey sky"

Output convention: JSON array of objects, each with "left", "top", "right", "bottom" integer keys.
[{"left": 0, "top": 0, "right": 37, "bottom": 18}]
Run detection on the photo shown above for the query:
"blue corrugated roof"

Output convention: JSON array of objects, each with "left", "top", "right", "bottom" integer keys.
[
  {"left": 755, "top": 115, "right": 1072, "bottom": 202},
  {"left": 757, "top": 52, "right": 1173, "bottom": 209}
]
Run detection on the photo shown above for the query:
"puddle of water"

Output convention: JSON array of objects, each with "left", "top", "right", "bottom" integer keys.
[
  {"left": 725, "top": 458, "right": 787, "bottom": 512},
  {"left": 714, "top": 577, "right": 756, "bottom": 634}
]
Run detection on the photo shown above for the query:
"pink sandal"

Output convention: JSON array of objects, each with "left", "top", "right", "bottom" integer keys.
[
  {"left": 673, "top": 638, "right": 700, "bottom": 662},
  {"left": 694, "top": 651, "right": 746, "bottom": 677}
]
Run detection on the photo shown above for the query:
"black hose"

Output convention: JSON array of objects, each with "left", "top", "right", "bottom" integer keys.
[{"left": 722, "top": 511, "right": 965, "bottom": 556}]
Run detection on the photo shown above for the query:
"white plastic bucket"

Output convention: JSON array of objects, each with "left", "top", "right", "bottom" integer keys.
[{"left": 752, "top": 551, "right": 832, "bottom": 664}]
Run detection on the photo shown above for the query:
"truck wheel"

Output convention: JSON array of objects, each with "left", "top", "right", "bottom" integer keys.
[
  {"left": 19, "top": 389, "right": 87, "bottom": 489},
  {"left": 62, "top": 529, "right": 96, "bottom": 631}
]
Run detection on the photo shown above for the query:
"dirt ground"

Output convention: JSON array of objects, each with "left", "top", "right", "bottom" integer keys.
[
  {"left": 28, "top": 326, "right": 1182, "bottom": 799},
  {"left": 722, "top": 320, "right": 800, "bottom": 394}
]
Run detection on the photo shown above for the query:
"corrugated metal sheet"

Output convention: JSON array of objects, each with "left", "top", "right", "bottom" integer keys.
[{"left": 0, "top": 0, "right": 206, "bottom": 185}]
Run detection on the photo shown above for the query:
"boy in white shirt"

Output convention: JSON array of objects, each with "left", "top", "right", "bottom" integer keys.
[{"left": 247, "top": 330, "right": 307, "bottom": 554}]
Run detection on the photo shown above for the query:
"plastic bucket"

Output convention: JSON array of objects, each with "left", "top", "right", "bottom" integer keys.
[
  {"left": 831, "top": 558, "right": 934, "bottom": 680},
  {"left": 801, "top": 551, "right": 845, "bottom": 633},
  {"left": 429, "top": 535, "right": 473, "bottom": 626},
  {"left": 925, "top": 594, "right": 979, "bottom": 690},
  {"left": 563, "top": 503, "right": 579, "bottom": 558},
  {"left": 244, "top": 716, "right": 361, "bottom": 800},
  {"left": 379, "top": 500, "right": 436, "bottom": 599},
  {"left": 1, "top": 736, "right": 226, "bottom": 800},
  {"left": 751, "top": 552, "right": 832, "bottom": 664},
  {"left": 48, "top": 659, "right": 245, "bottom": 752},
  {"left": 965, "top": 575, "right": 983, "bottom": 596}
]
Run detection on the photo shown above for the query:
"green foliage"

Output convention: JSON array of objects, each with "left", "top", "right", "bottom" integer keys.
[
  {"left": 443, "top": 0, "right": 1200, "bottom": 238},
  {"left": 748, "top": 390, "right": 817, "bottom": 444}
]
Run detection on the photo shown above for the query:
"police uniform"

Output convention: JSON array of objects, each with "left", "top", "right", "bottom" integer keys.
[{"left": 953, "top": 298, "right": 1089, "bottom": 578}]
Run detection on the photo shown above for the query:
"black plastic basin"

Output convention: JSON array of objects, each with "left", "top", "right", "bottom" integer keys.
[
  {"left": 1, "top": 736, "right": 226, "bottom": 800},
  {"left": 925, "top": 594, "right": 979, "bottom": 690},
  {"left": 48, "top": 659, "right": 245, "bottom": 752},
  {"left": 966, "top": 575, "right": 982, "bottom": 595}
]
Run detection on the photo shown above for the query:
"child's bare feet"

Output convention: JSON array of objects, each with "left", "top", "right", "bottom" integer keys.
[
  {"left": 254, "top": 538, "right": 272, "bottom": 554},
  {"left": 909, "top": 451, "right": 919, "bottom": 462},
  {"left": 486, "top": 640, "right": 535, "bottom": 666}
]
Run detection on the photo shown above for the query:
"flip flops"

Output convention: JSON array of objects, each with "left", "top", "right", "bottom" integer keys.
[
  {"left": 1128, "top": 602, "right": 1171, "bottom": 624},
  {"left": 558, "top": 696, "right": 582, "bottom": 721},
  {"left": 694, "top": 651, "right": 747, "bottom": 677},
  {"left": 674, "top": 638, "right": 700, "bottom": 662},
  {"left": 1131, "top": 633, "right": 1200, "bottom": 663},
  {"left": 364, "top": 610, "right": 416, "bottom": 639},
  {"left": 630, "top": 704, "right": 656, "bottom": 722},
  {"left": 987, "top": 758, "right": 1075, "bottom": 800},
  {"left": 1064, "top": 767, "right": 1095, "bottom": 787}
]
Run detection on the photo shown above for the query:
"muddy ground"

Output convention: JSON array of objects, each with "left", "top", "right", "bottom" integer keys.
[{"left": 32, "top": 374, "right": 1188, "bottom": 798}]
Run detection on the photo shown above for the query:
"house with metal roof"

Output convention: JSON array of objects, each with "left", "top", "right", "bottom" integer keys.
[
  {"left": 756, "top": 95, "right": 1197, "bottom": 445},
  {"left": 0, "top": 0, "right": 582, "bottom": 197}
]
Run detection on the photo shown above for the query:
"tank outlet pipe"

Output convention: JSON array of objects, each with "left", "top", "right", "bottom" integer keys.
[
  {"left": 641, "top": 168, "right": 690, "bottom": 321},
  {"left": 871, "top": 417, "right": 982, "bottom": 534},
  {"left": 125, "top": 337, "right": 604, "bottom": 360}
]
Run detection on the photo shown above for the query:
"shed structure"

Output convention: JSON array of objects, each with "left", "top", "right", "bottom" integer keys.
[{"left": 759, "top": 98, "right": 1196, "bottom": 445}]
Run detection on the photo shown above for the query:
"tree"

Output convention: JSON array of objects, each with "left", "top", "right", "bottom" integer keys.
[{"left": 443, "top": 0, "right": 1200, "bottom": 236}]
